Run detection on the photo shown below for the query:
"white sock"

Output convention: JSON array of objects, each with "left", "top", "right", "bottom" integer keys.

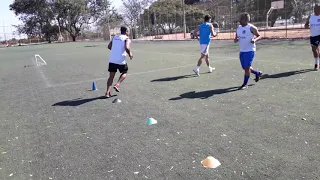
[
  {"left": 196, "top": 66, "right": 200, "bottom": 71},
  {"left": 315, "top": 58, "right": 319, "bottom": 65}
]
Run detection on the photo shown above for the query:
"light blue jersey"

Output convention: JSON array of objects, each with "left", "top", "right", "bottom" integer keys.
[{"left": 199, "top": 22, "right": 212, "bottom": 45}]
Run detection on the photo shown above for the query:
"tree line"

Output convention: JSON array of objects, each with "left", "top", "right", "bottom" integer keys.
[
  {"left": 10, "top": 0, "right": 314, "bottom": 41},
  {"left": 10, "top": 0, "right": 121, "bottom": 42}
]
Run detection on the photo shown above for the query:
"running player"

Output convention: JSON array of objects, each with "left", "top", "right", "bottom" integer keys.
[
  {"left": 305, "top": 4, "right": 320, "bottom": 71},
  {"left": 193, "top": 14, "right": 217, "bottom": 76},
  {"left": 105, "top": 26, "right": 133, "bottom": 98},
  {"left": 234, "top": 13, "right": 262, "bottom": 90}
]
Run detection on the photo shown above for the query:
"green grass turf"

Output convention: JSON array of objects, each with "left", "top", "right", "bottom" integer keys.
[{"left": 0, "top": 40, "right": 319, "bottom": 179}]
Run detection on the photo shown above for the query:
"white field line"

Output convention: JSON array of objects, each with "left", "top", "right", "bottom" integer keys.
[
  {"left": 51, "top": 57, "right": 235, "bottom": 88},
  {"left": 51, "top": 51, "right": 312, "bottom": 88},
  {"left": 32, "top": 57, "right": 51, "bottom": 87}
]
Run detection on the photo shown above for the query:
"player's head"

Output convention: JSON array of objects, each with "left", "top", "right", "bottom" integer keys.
[
  {"left": 120, "top": 26, "right": 129, "bottom": 35},
  {"left": 314, "top": 4, "right": 320, "bottom": 15},
  {"left": 239, "top": 12, "right": 250, "bottom": 26},
  {"left": 204, "top": 14, "right": 212, "bottom": 22}
]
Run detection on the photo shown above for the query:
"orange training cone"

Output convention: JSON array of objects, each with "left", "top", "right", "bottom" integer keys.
[{"left": 201, "top": 156, "right": 221, "bottom": 169}]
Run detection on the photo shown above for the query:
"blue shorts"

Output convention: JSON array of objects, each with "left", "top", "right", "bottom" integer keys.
[{"left": 239, "top": 51, "right": 255, "bottom": 69}]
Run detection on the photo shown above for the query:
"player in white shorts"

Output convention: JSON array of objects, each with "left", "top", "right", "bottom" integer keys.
[
  {"left": 305, "top": 4, "right": 320, "bottom": 71},
  {"left": 192, "top": 14, "right": 217, "bottom": 76},
  {"left": 105, "top": 26, "right": 133, "bottom": 98}
]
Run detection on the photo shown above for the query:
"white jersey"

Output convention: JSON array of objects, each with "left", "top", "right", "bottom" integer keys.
[
  {"left": 109, "top": 34, "right": 129, "bottom": 65},
  {"left": 236, "top": 23, "right": 256, "bottom": 52},
  {"left": 309, "top": 14, "right": 320, "bottom": 37}
]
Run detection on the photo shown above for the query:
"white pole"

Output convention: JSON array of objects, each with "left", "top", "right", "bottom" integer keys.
[
  {"left": 181, "top": 0, "right": 186, "bottom": 38},
  {"left": 105, "top": 0, "right": 111, "bottom": 41},
  {"left": 3, "top": 21, "right": 7, "bottom": 42}
]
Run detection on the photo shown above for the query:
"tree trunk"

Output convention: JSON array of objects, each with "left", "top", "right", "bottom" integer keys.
[
  {"left": 71, "top": 35, "right": 76, "bottom": 41},
  {"left": 270, "top": 12, "right": 279, "bottom": 27},
  {"left": 132, "top": 28, "right": 136, "bottom": 39}
]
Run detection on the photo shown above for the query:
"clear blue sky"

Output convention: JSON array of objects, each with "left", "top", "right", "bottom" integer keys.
[{"left": 0, "top": 0, "right": 122, "bottom": 40}]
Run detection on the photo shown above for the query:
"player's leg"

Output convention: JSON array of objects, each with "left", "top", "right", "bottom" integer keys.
[
  {"left": 311, "top": 45, "right": 319, "bottom": 70},
  {"left": 194, "top": 54, "right": 205, "bottom": 76},
  {"left": 194, "top": 45, "right": 208, "bottom": 76},
  {"left": 310, "top": 36, "right": 319, "bottom": 71},
  {"left": 312, "top": 46, "right": 319, "bottom": 71},
  {"left": 106, "top": 73, "right": 116, "bottom": 97},
  {"left": 106, "top": 63, "right": 117, "bottom": 97},
  {"left": 239, "top": 52, "right": 251, "bottom": 89},
  {"left": 248, "top": 51, "right": 262, "bottom": 82},
  {"left": 113, "top": 64, "right": 128, "bottom": 92},
  {"left": 205, "top": 54, "right": 215, "bottom": 73},
  {"left": 241, "top": 67, "right": 251, "bottom": 89}
]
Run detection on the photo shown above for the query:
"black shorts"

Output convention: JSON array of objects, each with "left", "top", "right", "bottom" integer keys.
[
  {"left": 310, "top": 35, "right": 320, "bottom": 46},
  {"left": 108, "top": 63, "right": 128, "bottom": 73}
]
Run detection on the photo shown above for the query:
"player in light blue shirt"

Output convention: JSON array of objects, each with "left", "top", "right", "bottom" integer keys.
[{"left": 193, "top": 15, "right": 217, "bottom": 76}]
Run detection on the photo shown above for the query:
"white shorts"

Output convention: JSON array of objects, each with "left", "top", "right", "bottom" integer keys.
[{"left": 200, "top": 44, "right": 210, "bottom": 55}]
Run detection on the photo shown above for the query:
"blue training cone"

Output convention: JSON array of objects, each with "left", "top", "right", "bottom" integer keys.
[{"left": 92, "top": 82, "right": 97, "bottom": 91}]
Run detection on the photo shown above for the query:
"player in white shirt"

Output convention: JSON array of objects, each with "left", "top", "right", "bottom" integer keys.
[
  {"left": 305, "top": 5, "right": 320, "bottom": 71},
  {"left": 234, "top": 13, "right": 262, "bottom": 90},
  {"left": 105, "top": 26, "right": 133, "bottom": 98}
]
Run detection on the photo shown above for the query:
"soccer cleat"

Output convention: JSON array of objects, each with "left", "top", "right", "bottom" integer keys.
[
  {"left": 238, "top": 84, "right": 248, "bottom": 90},
  {"left": 254, "top": 71, "right": 263, "bottom": 82},
  {"left": 193, "top": 69, "right": 200, "bottom": 76},
  {"left": 209, "top": 67, "right": 215, "bottom": 73},
  {"left": 113, "top": 84, "right": 120, "bottom": 92},
  {"left": 105, "top": 91, "right": 111, "bottom": 98},
  {"left": 314, "top": 64, "right": 319, "bottom": 71}
]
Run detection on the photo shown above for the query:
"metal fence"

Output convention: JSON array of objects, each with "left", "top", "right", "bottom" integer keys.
[
  {"left": 127, "top": 0, "right": 317, "bottom": 41},
  {"left": 1, "top": 0, "right": 319, "bottom": 46}
]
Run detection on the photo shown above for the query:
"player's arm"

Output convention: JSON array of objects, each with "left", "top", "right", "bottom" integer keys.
[
  {"left": 250, "top": 26, "right": 262, "bottom": 43},
  {"left": 108, "top": 40, "right": 112, "bottom": 50},
  {"left": 193, "top": 26, "right": 199, "bottom": 39},
  {"left": 125, "top": 39, "right": 133, "bottom": 60},
  {"left": 305, "top": 15, "right": 311, "bottom": 29},
  {"left": 210, "top": 24, "right": 217, "bottom": 37},
  {"left": 234, "top": 32, "right": 238, "bottom": 43}
]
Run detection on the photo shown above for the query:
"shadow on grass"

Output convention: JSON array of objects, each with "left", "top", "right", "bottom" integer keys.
[
  {"left": 169, "top": 86, "right": 252, "bottom": 100},
  {"left": 151, "top": 74, "right": 197, "bottom": 82},
  {"left": 84, "top": 45, "right": 98, "bottom": 48},
  {"left": 261, "top": 69, "right": 314, "bottom": 79},
  {"left": 52, "top": 95, "right": 116, "bottom": 106},
  {"left": 151, "top": 71, "right": 215, "bottom": 82}
]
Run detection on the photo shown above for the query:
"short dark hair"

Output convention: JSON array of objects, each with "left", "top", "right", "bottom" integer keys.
[
  {"left": 315, "top": 4, "right": 320, "bottom": 9},
  {"left": 240, "top": 12, "right": 250, "bottom": 21},
  {"left": 204, "top": 14, "right": 211, "bottom": 22},
  {"left": 120, "top": 26, "right": 128, "bottom": 34}
]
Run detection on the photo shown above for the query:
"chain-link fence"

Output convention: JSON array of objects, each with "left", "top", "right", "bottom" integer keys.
[
  {"left": 0, "top": 25, "right": 49, "bottom": 47},
  {"left": 125, "top": 0, "right": 318, "bottom": 41},
  {"left": 1, "top": 0, "right": 318, "bottom": 45}
]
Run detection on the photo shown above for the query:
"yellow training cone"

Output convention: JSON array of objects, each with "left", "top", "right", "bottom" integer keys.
[{"left": 201, "top": 156, "right": 221, "bottom": 169}]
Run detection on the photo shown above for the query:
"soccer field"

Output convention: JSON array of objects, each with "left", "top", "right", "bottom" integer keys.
[{"left": 0, "top": 40, "right": 319, "bottom": 179}]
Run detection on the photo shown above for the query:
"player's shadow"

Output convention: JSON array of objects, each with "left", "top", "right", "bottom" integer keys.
[
  {"left": 151, "top": 74, "right": 197, "bottom": 82},
  {"left": 169, "top": 86, "right": 248, "bottom": 100},
  {"left": 52, "top": 95, "right": 116, "bottom": 106},
  {"left": 261, "top": 69, "right": 314, "bottom": 79}
]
